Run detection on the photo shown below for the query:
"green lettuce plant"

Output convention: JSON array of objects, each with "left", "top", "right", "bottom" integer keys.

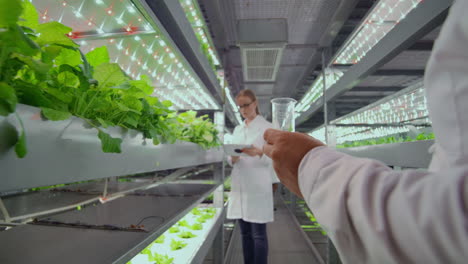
[
  {"left": 178, "top": 231, "right": 197, "bottom": 239},
  {"left": 153, "top": 253, "right": 174, "bottom": 264},
  {"left": 191, "top": 207, "right": 202, "bottom": 215},
  {"left": 169, "top": 226, "right": 180, "bottom": 233},
  {"left": 170, "top": 239, "right": 187, "bottom": 251},
  {"left": 336, "top": 132, "right": 435, "bottom": 148},
  {"left": 190, "top": 223, "right": 203, "bottom": 230},
  {"left": 155, "top": 234, "right": 165, "bottom": 244},
  {"left": 178, "top": 219, "right": 190, "bottom": 227}
]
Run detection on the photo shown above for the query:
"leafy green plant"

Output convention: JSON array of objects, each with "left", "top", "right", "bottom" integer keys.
[
  {"left": 169, "top": 226, "right": 180, "bottom": 233},
  {"left": 141, "top": 248, "right": 153, "bottom": 261},
  {"left": 175, "top": 111, "right": 220, "bottom": 149},
  {"left": 203, "top": 194, "right": 213, "bottom": 202},
  {"left": 153, "top": 253, "right": 174, "bottom": 264},
  {"left": 139, "top": 248, "right": 174, "bottom": 264},
  {"left": 190, "top": 223, "right": 203, "bottom": 230},
  {"left": 191, "top": 207, "right": 202, "bottom": 215},
  {"left": 203, "top": 193, "right": 227, "bottom": 203},
  {"left": 203, "top": 208, "right": 216, "bottom": 214},
  {"left": 179, "top": 0, "right": 219, "bottom": 73},
  {"left": 178, "top": 219, "right": 190, "bottom": 227},
  {"left": 336, "top": 132, "right": 435, "bottom": 148},
  {"left": 178, "top": 231, "right": 197, "bottom": 239},
  {"left": 0, "top": 0, "right": 221, "bottom": 158},
  {"left": 196, "top": 217, "right": 206, "bottom": 224},
  {"left": 170, "top": 239, "right": 187, "bottom": 251},
  {"left": 201, "top": 213, "right": 215, "bottom": 221},
  {"left": 155, "top": 234, "right": 165, "bottom": 244},
  {"left": 299, "top": 203, "right": 327, "bottom": 236}
]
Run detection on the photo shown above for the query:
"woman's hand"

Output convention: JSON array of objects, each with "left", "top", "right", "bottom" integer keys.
[{"left": 241, "top": 146, "right": 263, "bottom": 157}]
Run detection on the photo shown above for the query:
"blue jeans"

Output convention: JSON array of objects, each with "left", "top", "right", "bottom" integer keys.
[{"left": 238, "top": 219, "right": 268, "bottom": 264}]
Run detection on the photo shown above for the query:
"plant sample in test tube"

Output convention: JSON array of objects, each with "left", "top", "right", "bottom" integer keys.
[{"left": 271, "top": 98, "right": 297, "bottom": 132}]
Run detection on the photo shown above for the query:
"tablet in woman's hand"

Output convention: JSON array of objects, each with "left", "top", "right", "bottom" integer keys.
[{"left": 223, "top": 144, "right": 253, "bottom": 156}]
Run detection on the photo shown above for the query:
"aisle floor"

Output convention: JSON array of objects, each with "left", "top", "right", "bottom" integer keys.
[{"left": 224, "top": 197, "right": 322, "bottom": 264}]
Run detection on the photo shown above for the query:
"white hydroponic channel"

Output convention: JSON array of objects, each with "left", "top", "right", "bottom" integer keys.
[{"left": 128, "top": 206, "right": 221, "bottom": 264}]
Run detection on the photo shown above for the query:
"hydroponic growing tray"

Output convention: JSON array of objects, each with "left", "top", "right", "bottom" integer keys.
[
  {"left": 0, "top": 104, "right": 223, "bottom": 193},
  {"left": 337, "top": 140, "right": 434, "bottom": 168},
  {"left": 0, "top": 184, "right": 217, "bottom": 263}
]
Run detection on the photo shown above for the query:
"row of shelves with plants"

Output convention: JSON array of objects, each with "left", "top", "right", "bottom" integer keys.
[
  {"left": 178, "top": 0, "right": 221, "bottom": 75},
  {"left": 0, "top": 1, "right": 226, "bottom": 193},
  {"left": 309, "top": 126, "right": 434, "bottom": 168},
  {"left": 0, "top": 1, "right": 221, "bottom": 159},
  {"left": 336, "top": 132, "right": 435, "bottom": 148},
  {"left": 0, "top": 104, "right": 224, "bottom": 192},
  {"left": 0, "top": 181, "right": 223, "bottom": 264},
  {"left": 128, "top": 207, "right": 222, "bottom": 264}
]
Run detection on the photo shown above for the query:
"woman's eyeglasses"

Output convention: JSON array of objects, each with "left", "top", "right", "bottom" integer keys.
[{"left": 237, "top": 101, "right": 254, "bottom": 109}]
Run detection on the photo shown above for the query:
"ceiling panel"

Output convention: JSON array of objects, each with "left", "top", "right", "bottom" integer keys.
[
  {"left": 380, "top": 51, "right": 432, "bottom": 70},
  {"left": 228, "top": 49, "right": 242, "bottom": 67},
  {"left": 281, "top": 47, "right": 317, "bottom": 65},
  {"left": 244, "top": 84, "right": 275, "bottom": 96},
  {"left": 233, "top": 0, "right": 341, "bottom": 44},
  {"left": 273, "top": 67, "right": 307, "bottom": 96}
]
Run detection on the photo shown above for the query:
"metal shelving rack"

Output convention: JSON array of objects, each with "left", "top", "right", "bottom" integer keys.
[
  {"left": 0, "top": 104, "right": 226, "bottom": 263},
  {"left": 137, "top": 0, "right": 240, "bottom": 126},
  {"left": 0, "top": 0, "right": 230, "bottom": 262},
  {"left": 337, "top": 140, "right": 434, "bottom": 168},
  {"left": 0, "top": 104, "right": 223, "bottom": 192},
  {"left": 296, "top": 0, "right": 452, "bottom": 125}
]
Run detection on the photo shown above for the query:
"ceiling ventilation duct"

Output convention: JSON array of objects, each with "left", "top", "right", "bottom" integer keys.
[{"left": 237, "top": 19, "right": 287, "bottom": 82}]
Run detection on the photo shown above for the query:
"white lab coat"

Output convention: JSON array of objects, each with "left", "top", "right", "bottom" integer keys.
[
  {"left": 298, "top": 1, "right": 468, "bottom": 263},
  {"left": 227, "top": 115, "right": 279, "bottom": 223}
]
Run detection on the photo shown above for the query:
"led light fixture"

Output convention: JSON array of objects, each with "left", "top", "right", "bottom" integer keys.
[
  {"left": 33, "top": 0, "right": 220, "bottom": 110},
  {"left": 334, "top": 0, "right": 424, "bottom": 65},
  {"left": 296, "top": 0, "right": 424, "bottom": 118},
  {"left": 296, "top": 69, "right": 343, "bottom": 113}
]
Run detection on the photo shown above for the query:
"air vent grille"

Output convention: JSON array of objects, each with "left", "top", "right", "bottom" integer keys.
[{"left": 241, "top": 46, "right": 284, "bottom": 81}]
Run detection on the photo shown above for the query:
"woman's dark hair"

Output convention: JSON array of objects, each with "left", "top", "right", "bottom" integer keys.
[{"left": 236, "top": 89, "right": 260, "bottom": 114}]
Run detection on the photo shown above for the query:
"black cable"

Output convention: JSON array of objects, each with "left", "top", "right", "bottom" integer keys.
[
  {"left": 135, "top": 215, "right": 165, "bottom": 226},
  {"left": 32, "top": 215, "right": 165, "bottom": 232}
]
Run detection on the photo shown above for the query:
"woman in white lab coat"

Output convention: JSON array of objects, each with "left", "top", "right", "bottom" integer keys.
[
  {"left": 227, "top": 89, "right": 278, "bottom": 264},
  {"left": 263, "top": 1, "right": 468, "bottom": 263}
]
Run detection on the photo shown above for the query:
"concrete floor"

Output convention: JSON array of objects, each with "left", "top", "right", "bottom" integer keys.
[{"left": 221, "top": 197, "right": 323, "bottom": 264}]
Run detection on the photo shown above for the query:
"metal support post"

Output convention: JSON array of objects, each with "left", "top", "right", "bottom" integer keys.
[
  {"left": 213, "top": 104, "right": 225, "bottom": 263},
  {"left": 326, "top": 102, "right": 337, "bottom": 147},
  {"left": 0, "top": 197, "right": 11, "bottom": 223},
  {"left": 213, "top": 163, "right": 225, "bottom": 208},
  {"left": 213, "top": 104, "right": 226, "bottom": 208},
  {"left": 212, "top": 209, "right": 225, "bottom": 264},
  {"left": 322, "top": 50, "right": 329, "bottom": 144},
  {"left": 102, "top": 178, "right": 109, "bottom": 198}
]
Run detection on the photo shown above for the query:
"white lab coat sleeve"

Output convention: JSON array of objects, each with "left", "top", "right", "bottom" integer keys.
[
  {"left": 298, "top": 146, "right": 468, "bottom": 264},
  {"left": 227, "top": 126, "right": 242, "bottom": 167},
  {"left": 425, "top": 0, "right": 468, "bottom": 169},
  {"left": 252, "top": 130, "right": 273, "bottom": 167}
]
